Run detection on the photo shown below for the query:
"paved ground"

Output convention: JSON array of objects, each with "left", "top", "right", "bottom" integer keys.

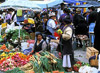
[{"left": 74, "top": 49, "right": 89, "bottom": 63}]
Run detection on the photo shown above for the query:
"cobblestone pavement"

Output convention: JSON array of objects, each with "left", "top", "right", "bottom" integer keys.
[{"left": 74, "top": 49, "right": 89, "bottom": 63}]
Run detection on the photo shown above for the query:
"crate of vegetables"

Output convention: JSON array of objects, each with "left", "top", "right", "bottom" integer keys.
[{"left": 86, "top": 47, "right": 99, "bottom": 59}]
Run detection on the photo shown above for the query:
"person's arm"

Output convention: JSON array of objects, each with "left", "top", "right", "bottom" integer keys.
[
  {"left": 28, "top": 44, "right": 35, "bottom": 55},
  {"left": 62, "top": 27, "right": 72, "bottom": 40},
  {"left": 57, "top": 10, "right": 60, "bottom": 20},
  {"left": 59, "top": 15, "right": 62, "bottom": 22},
  {"left": 39, "top": 41, "right": 47, "bottom": 52}
]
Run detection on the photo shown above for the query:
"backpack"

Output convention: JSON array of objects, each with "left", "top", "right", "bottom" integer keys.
[
  {"left": 37, "top": 24, "right": 44, "bottom": 32},
  {"left": 17, "top": 9, "right": 22, "bottom": 17}
]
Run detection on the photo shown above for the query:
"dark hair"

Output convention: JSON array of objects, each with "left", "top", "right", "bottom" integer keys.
[
  {"left": 88, "top": 6, "right": 95, "bottom": 11},
  {"left": 36, "top": 33, "right": 43, "bottom": 37},
  {"left": 63, "top": 18, "right": 72, "bottom": 24},
  {"left": 63, "top": 8, "right": 70, "bottom": 15},
  {"left": 61, "top": 3, "right": 65, "bottom": 6}
]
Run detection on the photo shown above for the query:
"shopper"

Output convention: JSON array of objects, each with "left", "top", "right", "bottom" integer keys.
[
  {"left": 57, "top": 3, "right": 65, "bottom": 20},
  {"left": 73, "top": 9, "right": 88, "bottom": 47},
  {"left": 5, "top": 11, "right": 12, "bottom": 24},
  {"left": 88, "top": 6, "right": 98, "bottom": 44},
  {"left": 58, "top": 18, "right": 73, "bottom": 72},
  {"left": 34, "top": 12, "right": 42, "bottom": 32},
  {"left": 47, "top": 12, "right": 57, "bottom": 35},
  {"left": 43, "top": 16, "right": 48, "bottom": 32},
  {"left": 94, "top": 12, "right": 100, "bottom": 52},
  {"left": 59, "top": 8, "right": 72, "bottom": 29}
]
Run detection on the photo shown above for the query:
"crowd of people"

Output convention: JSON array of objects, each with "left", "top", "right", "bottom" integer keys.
[{"left": 0, "top": 3, "right": 100, "bottom": 72}]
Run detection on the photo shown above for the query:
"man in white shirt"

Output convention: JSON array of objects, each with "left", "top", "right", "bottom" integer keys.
[
  {"left": 47, "top": 12, "right": 57, "bottom": 35},
  {"left": 57, "top": 3, "right": 65, "bottom": 20}
]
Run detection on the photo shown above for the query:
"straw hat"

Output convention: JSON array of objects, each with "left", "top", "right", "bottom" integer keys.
[{"left": 49, "top": 12, "right": 55, "bottom": 17}]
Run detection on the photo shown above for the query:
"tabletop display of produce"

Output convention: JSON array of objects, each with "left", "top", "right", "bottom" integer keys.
[{"left": 0, "top": 50, "right": 65, "bottom": 73}]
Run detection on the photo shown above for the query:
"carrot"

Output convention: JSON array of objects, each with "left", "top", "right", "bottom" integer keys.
[
  {"left": 29, "top": 71, "right": 35, "bottom": 73},
  {"left": 1, "top": 44, "right": 6, "bottom": 50}
]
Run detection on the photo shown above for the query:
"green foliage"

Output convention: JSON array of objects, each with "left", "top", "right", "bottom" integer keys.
[
  {"left": 29, "top": 52, "right": 64, "bottom": 72},
  {"left": 5, "top": 68, "right": 24, "bottom": 73},
  {"left": 6, "top": 29, "right": 30, "bottom": 41},
  {"left": 40, "top": 56, "right": 52, "bottom": 72}
]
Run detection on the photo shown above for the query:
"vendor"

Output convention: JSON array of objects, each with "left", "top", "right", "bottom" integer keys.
[
  {"left": 30, "top": 33, "right": 47, "bottom": 54},
  {"left": 59, "top": 18, "right": 74, "bottom": 72}
]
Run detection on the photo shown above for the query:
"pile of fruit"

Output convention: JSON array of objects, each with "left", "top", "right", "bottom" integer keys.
[
  {"left": 73, "top": 61, "right": 90, "bottom": 72},
  {"left": 0, "top": 51, "right": 64, "bottom": 73},
  {"left": 0, "top": 52, "right": 30, "bottom": 71},
  {"left": 0, "top": 44, "right": 10, "bottom": 52}
]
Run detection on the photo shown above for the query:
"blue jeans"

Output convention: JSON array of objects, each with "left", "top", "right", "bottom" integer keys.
[{"left": 89, "top": 23, "right": 95, "bottom": 44}]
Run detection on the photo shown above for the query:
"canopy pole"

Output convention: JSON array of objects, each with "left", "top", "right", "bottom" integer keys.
[{"left": 46, "top": 4, "right": 49, "bottom": 19}]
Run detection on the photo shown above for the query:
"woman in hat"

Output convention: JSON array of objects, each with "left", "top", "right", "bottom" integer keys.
[
  {"left": 30, "top": 33, "right": 47, "bottom": 54},
  {"left": 47, "top": 12, "right": 57, "bottom": 35},
  {"left": 59, "top": 8, "right": 72, "bottom": 30},
  {"left": 59, "top": 18, "right": 73, "bottom": 72}
]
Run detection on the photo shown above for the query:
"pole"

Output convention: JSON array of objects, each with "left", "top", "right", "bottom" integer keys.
[
  {"left": 17, "top": 22, "right": 21, "bottom": 51},
  {"left": 46, "top": 4, "right": 49, "bottom": 19}
]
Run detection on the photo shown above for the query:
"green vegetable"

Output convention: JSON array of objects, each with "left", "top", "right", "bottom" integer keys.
[
  {"left": 6, "top": 29, "right": 30, "bottom": 41},
  {"left": 5, "top": 68, "right": 24, "bottom": 73}
]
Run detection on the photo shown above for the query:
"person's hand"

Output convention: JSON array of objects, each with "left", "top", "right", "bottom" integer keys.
[
  {"left": 28, "top": 50, "right": 33, "bottom": 55},
  {"left": 58, "top": 32, "right": 62, "bottom": 36},
  {"left": 56, "top": 26, "right": 60, "bottom": 29},
  {"left": 28, "top": 52, "right": 32, "bottom": 55}
]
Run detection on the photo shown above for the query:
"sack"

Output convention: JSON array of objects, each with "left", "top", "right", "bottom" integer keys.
[
  {"left": 28, "top": 18, "right": 35, "bottom": 24},
  {"left": 17, "top": 9, "right": 22, "bottom": 16},
  {"left": 2, "top": 23, "right": 7, "bottom": 28}
]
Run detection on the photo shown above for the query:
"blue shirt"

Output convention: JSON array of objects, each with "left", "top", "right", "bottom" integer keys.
[{"left": 47, "top": 19, "right": 56, "bottom": 35}]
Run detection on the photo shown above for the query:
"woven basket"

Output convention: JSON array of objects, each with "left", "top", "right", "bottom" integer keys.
[{"left": 90, "top": 54, "right": 98, "bottom": 66}]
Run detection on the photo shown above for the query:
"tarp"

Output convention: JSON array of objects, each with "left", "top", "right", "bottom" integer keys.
[
  {"left": 34, "top": 0, "right": 63, "bottom": 8},
  {"left": 71, "top": 4, "right": 93, "bottom": 8},
  {"left": 71, "top": 1, "right": 100, "bottom": 8},
  {"left": 0, "top": 0, "right": 63, "bottom": 9},
  {"left": 64, "top": 0, "right": 80, "bottom": 3},
  {"left": 0, "top": 0, "right": 41, "bottom": 9}
]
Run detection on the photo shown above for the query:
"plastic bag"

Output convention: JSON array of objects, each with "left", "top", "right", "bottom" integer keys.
[{"left": 17, "top": 9, "right": 22, "bottom": 16}]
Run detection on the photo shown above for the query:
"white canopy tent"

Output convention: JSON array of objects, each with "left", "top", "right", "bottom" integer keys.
[
  {"left": 0, "top": 0, "right": 41, "bottom": 10},
  {"left": 32, "top": 0, "right": 63, "bottom": 8},
  {"left": 2, "top": 0, "right": 63, "bottom": 9}
]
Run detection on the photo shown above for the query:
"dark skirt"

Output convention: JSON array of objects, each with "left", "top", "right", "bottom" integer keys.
[
  {"left": 61, "top": 38, "right": 73, "bottom": 55},
  {"left": 94, "top": 35, "right": 100, "bottom": 52}
]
